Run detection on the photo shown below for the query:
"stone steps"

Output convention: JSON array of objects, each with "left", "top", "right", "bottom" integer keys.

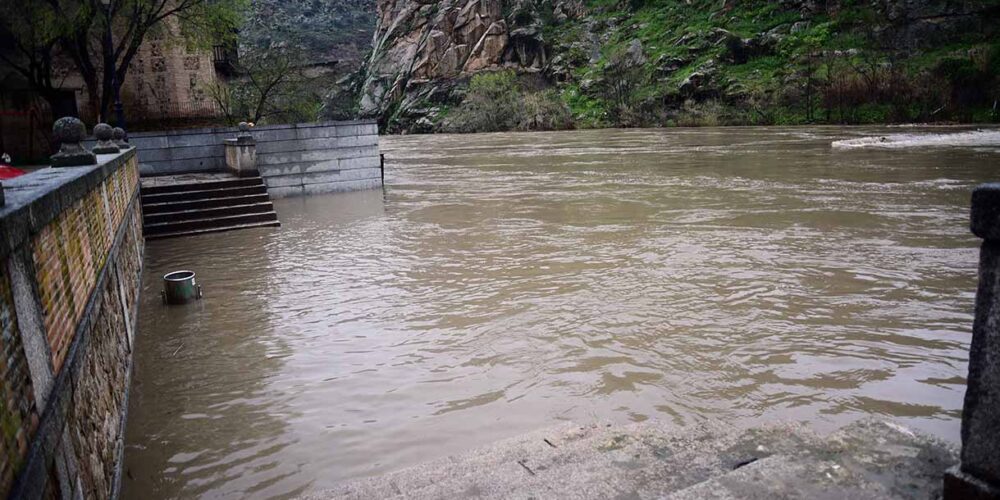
[
  {"left": 140, "top": 175, "right": 280, "bottom": 240},
  {"left": 141, "top": 183, "right": 267, "bottom": 204},
  {"left": 302, "top": 420, "right": 957, "bottom": 500},
  {"left": 144, "top": 220, "right": 281, "bottom": 241},
  {"left": 140, "top": 176, "right": 264, "bottom": 195},
  {"left": 143, "top": 202, "right": 275, "bottom": 225},
  {"left": 143, "top": 193, "right": 272, "bottom": 214}
]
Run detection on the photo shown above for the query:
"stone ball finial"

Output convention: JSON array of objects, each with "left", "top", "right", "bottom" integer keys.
[
  {"left": 53, "top": 117, "right": 87, "bottom": 145},
  {"left": 112, "top": 127, "right": 131, "bottom": 149},
  {"left": 92, "top": 122, "right": 121, "bottom": 155},
  {"left": 236, "top": 121, "right": 254, "bottom": 144},
  {"left": 94, "top": 123, "right": 113, "bottom": 140},
  {"left": 50, "top": 117, "right": 97, "bottom": 167}
]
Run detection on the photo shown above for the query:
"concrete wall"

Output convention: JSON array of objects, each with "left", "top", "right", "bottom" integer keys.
[
  {"left": 129, "top": 120, "right": 382, "bottom": 197},
  {"left": 0, "top": 150, "right": 143, "bottom": 499}
]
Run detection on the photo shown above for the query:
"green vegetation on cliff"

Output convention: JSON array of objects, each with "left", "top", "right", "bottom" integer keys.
[
  {"left": 354, "top": 0, "right": 1000, "bottom": 133},
  {"left": 552, "top": 0, "right": 1000, "bottom": 128}
]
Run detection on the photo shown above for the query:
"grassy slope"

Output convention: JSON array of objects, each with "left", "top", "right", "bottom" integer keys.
[{"left": 552, "top": 0, "right": 1000, "bottom": 127}]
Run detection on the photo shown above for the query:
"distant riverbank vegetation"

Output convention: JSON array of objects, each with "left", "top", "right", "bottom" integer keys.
[{"left": 344, "top": 0, "right": 1000, "bottom": 134}]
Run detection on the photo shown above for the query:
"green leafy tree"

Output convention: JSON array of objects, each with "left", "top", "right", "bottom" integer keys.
[{"left": 204, "top": 47, "right": 325, "bottom": 125}]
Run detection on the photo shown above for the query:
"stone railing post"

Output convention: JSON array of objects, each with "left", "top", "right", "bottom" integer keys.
[
  {"left": 224, "top": 122, "right": 258, "bottom": 177},
  {"left": 50, "top": 117, "right": 97, "bottom": 167},
  {"left": 946, "top": 183, "right": 1000, "bottom": 499},
  {"left": 92, "top": 123, "right": 121, "bottom": 155},
  {"left": 113, "top": 126, "right": 132, "bottom": 150}
]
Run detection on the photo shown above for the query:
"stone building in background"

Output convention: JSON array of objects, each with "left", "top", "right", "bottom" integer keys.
[
  {"left": 0, "top": 0, "right": 379, "bottom": 164},
  {"left": 114, "top": 25, "right": 227, "bottom": 126},
  {"left": 0, "top": 20, "right": 228, "bottom": 164}
]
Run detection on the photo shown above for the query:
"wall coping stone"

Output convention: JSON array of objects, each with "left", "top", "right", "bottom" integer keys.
[
  {"left": 0, "top": 149, "right": 136, "bottom": 262},
  {"left": 126, "top": 119, "right": 378, "bottom": 139}
]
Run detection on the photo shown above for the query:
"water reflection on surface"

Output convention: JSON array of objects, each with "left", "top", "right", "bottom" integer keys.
[{"left": 124, "top": 126, "right": 996, "bottom": 499}]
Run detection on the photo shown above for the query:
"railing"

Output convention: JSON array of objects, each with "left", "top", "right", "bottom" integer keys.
[{"left": 213, "top": 43, "right": 239, "bottom": 75}]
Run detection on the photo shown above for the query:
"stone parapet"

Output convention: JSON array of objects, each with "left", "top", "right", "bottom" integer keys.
[
  {"left": 125, "top": 120, "right": 380, "bottom": 177},
  {"left": 0, "top": 149, "right": 143, "bottom": 499},
  {"left": 120, "top": 120, "right": 383, "bottom": 198}
]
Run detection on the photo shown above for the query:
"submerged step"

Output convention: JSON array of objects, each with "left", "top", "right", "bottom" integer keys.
[
  {"left": 141, "top": 184, "right": 267, "bottom": 204},
  {"left": 140, "top": 177, "right": 264, "bottom": 196},
  {"left": 143, "top": 202, "right": 276, "bottom": 225},
  {"left": 144, "top": 211, "right": 279, "bottom": 236},
  {"left": 142, "top": 193, "right": 272, "bottom": 214},
  {"left": 144, "top": 220, "right": 281, "bottom": 240}
]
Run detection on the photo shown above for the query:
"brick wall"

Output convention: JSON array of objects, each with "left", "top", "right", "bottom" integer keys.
[{"left": 0, "top": 149, "right": 143, "bottom": 499}]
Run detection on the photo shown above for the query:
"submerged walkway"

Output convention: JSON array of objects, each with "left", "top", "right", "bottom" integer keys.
[{"left": 305, "top": 419, "right": 955, "bottom": 499}]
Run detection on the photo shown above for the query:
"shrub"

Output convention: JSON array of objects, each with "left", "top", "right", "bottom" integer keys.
[
  {"left": 599, "top": 43, "right": 650, "bottom": 127},
  {"left": 675, "top": 99, "right": 724, "bottom": 127},
  {"left": 446, "top": 70, "right": 523, "bottom": 132},
  {"left": 519, "top": 90, "right": 574, "bottom": 130}
]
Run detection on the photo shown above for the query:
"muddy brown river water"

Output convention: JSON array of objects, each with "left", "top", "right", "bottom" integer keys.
[{"left": 123, "top": 126, "right": 999, "bottom": 498}]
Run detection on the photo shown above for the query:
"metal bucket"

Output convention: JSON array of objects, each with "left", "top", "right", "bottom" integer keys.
[{"left": 162, "top": 271, "right": 203, "bottom": 305}]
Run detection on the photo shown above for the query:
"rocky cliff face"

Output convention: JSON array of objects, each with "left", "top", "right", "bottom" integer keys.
[
  {"left": 352, "top": 0, "right": 999, "bottom": 131},
  {"left": 243, "top": 0, "right": 376, "bottom": 65},
  {"left": 359, "top": 0, "right": 584, "bottom": 117}
]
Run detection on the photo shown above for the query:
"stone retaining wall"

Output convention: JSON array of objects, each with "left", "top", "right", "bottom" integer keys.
[
  {"left": 128, "top": 120, "right": 382, "bottom": 197},
  {"left": 0, "top": 149, "right": 143, "bottom": 499}
]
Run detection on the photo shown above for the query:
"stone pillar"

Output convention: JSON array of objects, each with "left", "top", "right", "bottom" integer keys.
[
  {"left": 50, "top": 117, "right": 97, "bottom": 167},
  {"left": 945, "top": 183, "right": 1000, "bottom": 499},
  {"left": 224, "top": 122, "right": 258, "bottom": 177},
  {"left": 92, "top": 123, "right": 121, "bottom": 155}
]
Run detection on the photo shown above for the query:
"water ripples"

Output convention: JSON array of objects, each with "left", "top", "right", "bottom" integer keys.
[{"left": 124, "top": 126, "right": 995, "bottom": 499}]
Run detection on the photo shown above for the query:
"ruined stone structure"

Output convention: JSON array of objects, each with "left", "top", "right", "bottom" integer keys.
[{"left": 0, "top": 147, "right": 143, "bottom": 498}]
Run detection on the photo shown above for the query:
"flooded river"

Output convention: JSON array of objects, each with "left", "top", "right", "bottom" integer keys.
[{"left": 124, "top": 126, "right": 998, "bottom": 498}]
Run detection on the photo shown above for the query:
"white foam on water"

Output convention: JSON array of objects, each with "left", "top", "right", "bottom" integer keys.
[{"left": 832, "top": 129, "right": 1000, "bottom": 149}]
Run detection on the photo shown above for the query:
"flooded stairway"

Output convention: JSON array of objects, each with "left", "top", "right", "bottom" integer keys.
[{"left": 140, "top": 173, "right": 280, "bottom": 240}]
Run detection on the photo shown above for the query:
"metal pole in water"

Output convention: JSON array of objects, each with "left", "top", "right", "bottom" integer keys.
[{"left": 380, "top": 153, "right": 385, "bottom": 186}]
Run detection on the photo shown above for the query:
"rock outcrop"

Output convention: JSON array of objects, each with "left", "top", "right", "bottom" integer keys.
[
  {"left": 243, "top": 0, "right": 376, "bottom": 66},
  {"left": 351, "top": 0, "right": 998, "bottom": 131},
  {"left": 359, "top": 0, "right": 584, "bottom": 117}
]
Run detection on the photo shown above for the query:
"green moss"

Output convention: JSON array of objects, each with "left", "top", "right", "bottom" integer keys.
[{"left": 403, "top": 0, "right": 997, "bottom": 131}]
